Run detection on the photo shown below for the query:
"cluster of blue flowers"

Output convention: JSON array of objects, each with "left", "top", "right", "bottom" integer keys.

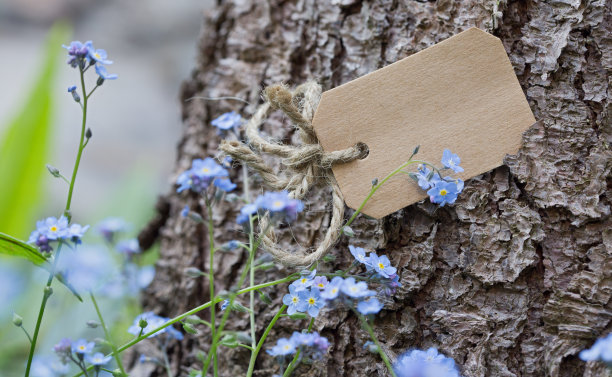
[
  {"left": 52, "top": 337, "right": 112, "bottom": 373},
  {"left": 349, "top": 245, "right": 401, "bottom": 296},
  {"left": 267, "top": 331, "right": 330, "bottom": 358},
  {"left": 413, "top": 149, "right": 464, "bottom": 206},
  {"left": 63, "top": 40, "right": 117, "bottom": 80},
  {"left": 28, "top": 216, "right": 89, "bottom": 253},
  {"left": 580, "top": 332, "right": 612, "bottom": 366},
  {"left": 393, "top": 348, "right": 462, "bottom": 377},
  {"left": 127, "top": 311, "right": 183, "bottom": 341},
  {"left": 237, "top": 190, "right": 304, "bottom": 225},
  {"left": 176, "top": 157, "right": 236, "bottom": 194}
]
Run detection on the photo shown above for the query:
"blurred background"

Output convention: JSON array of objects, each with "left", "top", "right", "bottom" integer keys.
[{"left": 0, "top": 0, "right": 213, "bottom": 374}]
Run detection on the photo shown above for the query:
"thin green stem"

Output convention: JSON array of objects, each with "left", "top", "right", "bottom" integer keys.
[
  {"left": 161, "top": 344, "right": 174, "bottom": 377},
  {"left": 344, "top": 159, "right": 431, "bottom": 230},
  {"left": 20, "top": 326, "right": 33, "bottom": 344},
  {"left": 246, "top": 305, "right": 287, "bottom": 377},
  {"left": 244, "top": 164, "right": 258, "bottom": 373},
  {"left": 24, "top": 245, "right": 63, "bottom": 377},
  {"left": 204, "top": 196, "right": 218, "bottom": 377},
  {"left": 64, "top": 66, "right": 89, "bottom": 219},
  {"left": 69, "top": 276, "right": 297, "bottom": 377},
  {"left": 282, "top": 318, "right": 315, "bottom": 377},
  {"left": 90, "top": 293, "right": 126, "bottom": 375},
  {"left": 356, "top": 311, "right": 397, "bottom": 377}
]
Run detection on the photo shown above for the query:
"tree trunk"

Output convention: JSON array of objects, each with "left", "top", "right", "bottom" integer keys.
[{"left": 136, "top": 0, "right": 612, "bottom": 376}]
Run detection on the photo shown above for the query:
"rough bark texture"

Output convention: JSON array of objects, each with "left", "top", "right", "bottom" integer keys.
[{"left": 135, "top": 0, "right": 611, "bottom": 376}]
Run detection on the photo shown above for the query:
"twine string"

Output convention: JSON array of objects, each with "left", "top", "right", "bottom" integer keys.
[{"left": 220, "top": 82, "right": 365, "bottom": 267}]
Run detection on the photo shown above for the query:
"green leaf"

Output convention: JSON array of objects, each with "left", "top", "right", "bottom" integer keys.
[
  {"left": 0, "top": 231, "right": 46, "bottom": 265},
  {"left": 0, "top": 23, "right": 70, "bottom": 238},
  {"left": 53, "top": 272, "right": 83, "bottom": 302}
]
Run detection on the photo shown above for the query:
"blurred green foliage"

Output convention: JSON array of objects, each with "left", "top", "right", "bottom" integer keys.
[{"left": 0, "top": 22, "right": 70, "bottom": 239}]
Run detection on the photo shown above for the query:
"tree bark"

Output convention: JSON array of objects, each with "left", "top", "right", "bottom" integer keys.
[{"left": 136, "top": 0, "right": 611, "bottom": 376}]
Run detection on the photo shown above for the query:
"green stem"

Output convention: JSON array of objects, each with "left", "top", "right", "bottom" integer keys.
[
  {"left": 356, "top": 311, "right": 397, "bottom": 377},
  {"left": 24, "top": 245, "right": 62, "bottom": 377},
  {"left": 90, "top": 293, "right": 126, "bottom": 375},
  {"left": 344, "top": 159, "right": 431, "bottom": 230},
  {"left": 204, "top": 196, "right": 218, "bottom": 377},
  {"left": 64, "top": 66, "right": 89, "bottom": 220},
  {"left": 244, "top": 164, "right": 258, "bottom": 373},
  {"left": 20, "top": 326, "right": 33, "bottom": 344},
  {"left": 69, "top": 275, "right": 297, "bottom": 377},
  {"left": 246, "top": 305, "right": 287, "bottom": 377},
  {"left": 161, "top": 344, "right": 174, "bottom": 377},
  {"left": 282, "top": 318, "right": 315, "bottom": 377}
]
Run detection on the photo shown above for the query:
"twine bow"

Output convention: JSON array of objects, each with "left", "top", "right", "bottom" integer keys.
[{"left": 220, "top": 82, "right": 365, "bottom": 267}]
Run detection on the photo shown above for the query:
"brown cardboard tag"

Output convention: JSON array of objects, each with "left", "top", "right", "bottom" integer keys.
[{"left": 311, "top": 28, "right": 535, "bottom": 219}]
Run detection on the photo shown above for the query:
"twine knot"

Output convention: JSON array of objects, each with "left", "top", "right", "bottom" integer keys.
[{"left": 220, "top": 82, "right": 364, "bottom": 267}]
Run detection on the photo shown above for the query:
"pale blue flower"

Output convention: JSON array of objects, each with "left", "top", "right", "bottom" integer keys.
[
  {"left": 237, "top": 203, "right": 258, "bottom": 224},
  {"left": 128, "top": 312, "right": 183, "bottom": 340},
  {"left": 349, "top": 245, "right": 370, "bottom": 265},
  {"left": 177, "top": 158, "right": 229, "bottom": 193},
  {"left": 282, "top": 285, "right": 304, "bottom": 315},
  {"left": 95, "top": 64, "right": 118, "bottom": 80},
  {"left": 62, "top": 246, "right": 115, "bottom": 292},
  {"left": 312, "top": 276, "right": 329, "bottom": 290},
  {"left": 320, "top": 276, "right": 343, "bottom": 300},
  {"left": 441, "top": 149, "right": 464, "bottom": 173},
  {"left": 72, "top": 338, "right": 95, "bottom": 355},
  {"left": 415, "top": 165, "right": 441, "bottom": 190},
  {"left": 298, "top": 288, "right": 325, "bottom": 317},
  {"left": 394, "top": 348, "right": 461, "bottom": 377},
  {"left": 87, "top": 44, "right": 113, "bottom": 65},
  {"left": 580, "top": 332, "right": 612, "bottom": 365},
  {"left": 427, "top": 181, "right": 459, "bottom": 206},
  {"left": 97, "top": 217, "right": 129, "bottom": 243},
  {"left": 367, "top": 253, "right": 397, "bottom": 278},
  {"left": 357, "top": 297, "right": 384, "bottom": 315},
  {"left": 67, "top": 223, "right": 89, "bottom": 244},
  {"left": 220, "top": 300, "right": 230, "bottom": 311},
  {"left": 341, "top": 277, "right": 375, "bottom": 298},
  {"left": 255, "top": 191, "right": 304, "bottom": 222},
  {"left": 214, "top": 178, "right": 237, "bottom": 192},
  {"left": 267, "top": 338, "right": 296, "bottom": 356},
  {"left": 117, "top": 239, "right": 140, "bottom": 255},
  {"left": 211, "top": 111, "right": 242, "bottom": 131},
  {"left": 290, "top": 270, "right": 316, "bottom": 292},
  {"left": 86, "top": 352, "right": 112, "bottom": 366}
]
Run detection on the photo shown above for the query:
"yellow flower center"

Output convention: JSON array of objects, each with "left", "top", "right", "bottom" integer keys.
[
  {"left": 292, "top": 297, "right": 298, "bottom": 303},
  {"left": 201, "top": 167, "right": 210, "bottom": 173},
  {"left": 378, "top": 263, "right": 385, "bottom": 270},
  {"left": 79, "top": 346, "right": 85, "bottom": 350},
  {"left": 94, "top": 52, "right": 101, "bottom": 59},
  {"left": 284, "top": 345, "right": 290, "bottom": 350},
  {"left": 317, "top": 283, "right": 325, "bottom": 288},
  {"left": 50, "top": 226, "right": 58, "bottom": 232},
  {"left": 440, "top": 189, "right": 447, "bottom": 196},
  {"left": 331, "top": 288, "right": 338, "bottom": 294},
  {"left": 273, "top": 200, "right": 284, "bottom": 209},
  {"left": 308, "top": 297, "right": 316, "bottom": 305}
]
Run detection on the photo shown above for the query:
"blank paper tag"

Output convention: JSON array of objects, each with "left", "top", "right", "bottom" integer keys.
[{"left": 311, "top": 28, "right": 535, "bottom": 219}]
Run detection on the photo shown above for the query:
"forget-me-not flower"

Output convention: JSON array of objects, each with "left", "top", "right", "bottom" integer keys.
[
  {"left": 95, "top": 63, "right": 118, "bottom": 80},
  {"left": 299, "top": 288, "right": 325, "bottom": 317},
  {"left": 283, "top": 285, "right": 306, "bottom": 315},
  {"left": 312, "top": 276, "right": 329, "bottom": 290},
  {"left": 580, "top": 332, "right": 612, "bottom": 365},
  {"left": 341, "top": 277, "right": 375, "bottom": 298},
  {"left": 394, "top": 348, "right": 461, "bottom": 377},
  {"left": 349, "top": 245, "right": 370, "bottom": 265},
  {"left": 211, "top": 111, "right": 242, "bottom": 131},
  {"left": 357, "top": 297, "right": 384, "bottom": 315},
  {"left": 255, "top": 191, "right": 304, "bottom": 222},
  {"left": 267, "top": 338, "right": 296, "bottom": 356},
  {"left": 427, "top": 181, "right": 459, "bottom": 206},
  {"left": 415, "top": 165, "right": 441, "bottom": 190},
  {"left": 214, "top": 178, "right": 237, "bottom": 192},
  {"left": 367, "top": 253, "right": 397, "bottom": 278},
  {"left": 320, "top": 276, "right": 344, "bottom": 300},
  {"left": 85, "top": 352, "right": 112, "bottom": 366},
  {"left": 237, "top": 203, "right": 258, "bottom": 225},
  {"left": 72, "top": 339, "right": 95, "bottom": 355},
  {"left": 441, "top": 149, "right": 464, "bottom": 173}
]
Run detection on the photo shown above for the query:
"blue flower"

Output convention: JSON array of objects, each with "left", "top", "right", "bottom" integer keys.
[
  {"left": 222, "top": 156, "right": 233, "bottom": 168},
  {"left": 117, "top": 238, "right": 140, "bottom": 255},
  {"left": 312, "top": 276, "right": 329, "bottom": 290},
  {"left": 320, "top": 276, "right": 344, "bottom": 300},
  {"left": 441, "top": 149, "right": 464, "bottom": 173},
  {"left": 220, "top": 299, "right": 230, "bottom": 311},
  {"left": 237, "top": 203, "right": 258, "bottom": 224},
  {"left": 357, "top": 297, "right": 384, "bottom": 315},
  {"left": 282, "top": 285, "right": 305, "bottom": 315},
  {"left": 298, "top": 288, "right": 325, "bottom": 317},
  {"left": 367, "top": 253, "right": 397, "bottom": 278},
  {"left": 87, "top": 45, "right": 113, "bottom": 65},
  {"left": 97, "top": 217, "right": 129, "bottom": 243},
  {"left": 72, "top": 338, "right": 95, "bottom": 355},
  {"left": 95, "top": 64, "right": 118, "bottom": 80},
  {"left": 67, "top": 85, "right": 77, "bottom": 93},
  {"left": 214, "top": 178, "right": 237, "bottom": 192},
  {"left": 33, "top": 216, "right": 69, "bottom": 241},
  {"left": 30, "top": 355, "right": 70, "bottom": 377},
  {"left": 67, "top": 223, "right": 89, "bottom": 244},
  {"left": 62, "top": 246, "right": 115, "bottom": 292},
  {"left": 255, "top": 191, "right": 304, "bottom": 222},
  {"left": 580, "top": 332, "right": 612, "bottom": 365},
  {"left": 211, "top": 111, "right": 242, "bottom": 131},
  {"left": 128, "top": 312, "right": 183, "bottom": 339},
  {"left": 288, "top": 331, "right": 330, "bottom": 357},
  {"left": 267, "top": 338, "right": 296, "bottom": 356},
  {"left": 394, "top": 348, "right": 461, "bottom": 377},
  {"left": 177, "top": 158, "right": 229, "bottom": 193},
  {"left": 181, "top": 205, "right": 190, "bottom": 217},
  {"left": 415, "top": 165, "right": 441, "bottom": 190},
  {"left": 427, "top": 181, "right": 459, "bottom": 206},
  {"left": 53, "top": 338, "right": 72, "bottom": 364},
  {"left": 349, "top": 245, "right": 370, "bottom": 265},
  {"left": 341, "top": 277, "right": 375, "bottom": 298},
  {"left": 85, "top": 352, "right": 112, "bottom": 366},
  {"left": 290, "top": 270, "right": 316, "bottom": 292}
]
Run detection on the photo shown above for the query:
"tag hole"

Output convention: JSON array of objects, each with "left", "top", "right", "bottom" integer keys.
[{"left": 356, "top": 142, "right": 369, "bottom": 160}]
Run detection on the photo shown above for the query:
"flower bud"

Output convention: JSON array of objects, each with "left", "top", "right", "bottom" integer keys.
[
  {"left": 182, "top": 323, "right": 198, "bottom": 335},
  {"left": 185, "top": 267, "right": 205, "bottom": 278},
  {"left": 342, "top": 226, "right": 355, "bottom": 237},
  {"left": 97, "top": 76, "right": 105, "bottom": 86},
  {"left": 139, "top": 318, "right": 148, "bottom": 329},
  {"left": 46, "top": 164, "right": 61, "bottom": 178},
  {"left": 86, "top": 320, "right": 100, "bottom": 328},
  {"left": 44, "top": 286, "right": 53, "bottom": 298},
  {"left": 12, "top": 313, "right": 23, "bottom": 327},
  {"left": 85, "top": 128, "right": 93, "bottom": 139}
]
